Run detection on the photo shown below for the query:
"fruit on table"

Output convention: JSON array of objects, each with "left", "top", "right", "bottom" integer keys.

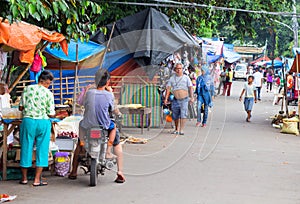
[{"left": 0, "top": 194, "right": 9, "bottom": 198}]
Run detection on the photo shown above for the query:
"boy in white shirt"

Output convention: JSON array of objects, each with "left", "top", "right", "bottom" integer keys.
[
  {"left": 239, "top": 76, "right": 257, "bottom": 122},
  {"left": 252, "top": 68, "right": 264, "bottom": 101}
]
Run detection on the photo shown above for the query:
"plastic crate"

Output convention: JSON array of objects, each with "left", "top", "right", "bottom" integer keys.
[{"left": 55, "top": 137, "right": 75, "bottom": 151}]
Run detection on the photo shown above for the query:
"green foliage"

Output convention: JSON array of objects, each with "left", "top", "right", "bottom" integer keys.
[
  {"left": 1, "top": 0, "right": 103, "bottom": 41},
  {"left": 0, "top": 0, "right": 296, "bottom": 56}
]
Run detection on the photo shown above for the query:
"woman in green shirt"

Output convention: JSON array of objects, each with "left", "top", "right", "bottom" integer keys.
[{"left": 19, "top": 70, "right": 55, "bottom": 187}]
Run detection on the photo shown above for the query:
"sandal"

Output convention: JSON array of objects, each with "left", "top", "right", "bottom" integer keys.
[
  {"left": 19, "top": 180, "right": 28, "bottom": 185},
  {"left": 32, "top": 181, "right": 48, "bottom": 187},
  {"left": 68, "top": 175, "right": 77, "bottom": 180},
  {"left": 179, "top": 132, "right": 184, "bottom": 135},
  {"left": 171, "top": 130, "right": 179, "bottom": 134},
  {"left": 114, "top": 174, "right": 125, "bottom": 183}
]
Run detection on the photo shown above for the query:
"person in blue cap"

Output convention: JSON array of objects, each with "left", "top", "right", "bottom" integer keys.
[{"left": 195, "top": 65, "right": 212, "bottom": 127}]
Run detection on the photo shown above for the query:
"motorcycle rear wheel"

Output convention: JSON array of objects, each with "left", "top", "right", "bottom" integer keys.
[{"left": 90, "top": 158, "right": 98, "bottom": 186}]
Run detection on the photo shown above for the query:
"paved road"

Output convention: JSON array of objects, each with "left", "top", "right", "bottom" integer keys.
[{"left": 2, "top": 81, "right": 300, "bottom": 204}]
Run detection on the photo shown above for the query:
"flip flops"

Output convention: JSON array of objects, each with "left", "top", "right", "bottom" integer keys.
[
  {"left": 68, "top": 175, "right": 77, "bottom": 180},
  {"left": 114, "top": 174, "right": 125, "bottom": 183},
  {"left": 32, "top": 181, "right": 48, "bottom": 187},
  {"left": 19, "top": 180, "right": 28, "bottom": 185}
]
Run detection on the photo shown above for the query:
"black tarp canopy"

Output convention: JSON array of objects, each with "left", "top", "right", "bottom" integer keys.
[{"left": 92, "top": 8, "right": 199, "bottom": 78}]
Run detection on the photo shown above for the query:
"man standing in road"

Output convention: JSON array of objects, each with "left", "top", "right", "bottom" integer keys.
[
  {"left": 253, "top": 68, "right": 264, "bottom": 101},
  {"left": 164, "top": 63, "right": 194, "bottom": 135}
]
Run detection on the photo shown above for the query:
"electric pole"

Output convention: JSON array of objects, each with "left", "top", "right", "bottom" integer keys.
[{"left": 293, "top": 0, "right": 298, "bottom": 47}]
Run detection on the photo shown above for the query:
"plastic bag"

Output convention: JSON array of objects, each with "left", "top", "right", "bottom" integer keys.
[
  {"left": 77, "top": 87, "right": 86, "bottom": 106},
  {"left": 55, "top": 152, "right": 70, "bottom": 177},
  {"left": 39, "top": 52, "right": 47, "bottom": 67},
  {"left": 30, "top": 51, "right": 46, "bottom": 73},
  {"left": 281, "top": 117, "right": 299, "bottom": 135},
  {"left": 30, "top": 53, "right": 42, "bottom": 73}
]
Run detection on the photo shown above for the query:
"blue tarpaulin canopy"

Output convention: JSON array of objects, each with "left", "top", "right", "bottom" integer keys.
[
  {"left": 223, "top": 48, "right": 241, "bottom": 64},
  {"left": 265, "top": 60, "right": 283, "bottom": 68},
  {"left": 102, "top": 49, "right": 133, "bottom": 72},
  {"left": 43, "top": 40, "right": 106, "bottom": 70},
  {"left": 207, "top": 52, "right": 221, "bottom": 64},
  {"left": 33, "top": 40, "right": 105, "bottom": 104}
]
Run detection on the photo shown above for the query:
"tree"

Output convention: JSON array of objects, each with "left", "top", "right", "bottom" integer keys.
[
  {"left": 1, "top": 0, "right": 104, "bottom": 41},
  {"left": 0, "top": 0, "right": 295, "bottom": 55}
]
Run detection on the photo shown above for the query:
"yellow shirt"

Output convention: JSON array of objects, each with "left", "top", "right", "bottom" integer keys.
[{"left": 226, "top": 71, "right": 233, "bottom": 82}]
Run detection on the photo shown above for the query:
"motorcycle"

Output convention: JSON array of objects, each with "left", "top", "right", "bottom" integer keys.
[{"left": 78, "top": 126, "right": 117, "bottom": 187}]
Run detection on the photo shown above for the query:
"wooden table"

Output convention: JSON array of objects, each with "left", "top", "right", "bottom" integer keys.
[
  {"left": 2, "top": 120, "right": 21, "bottom": 180},
  {"left": 1, "top": 120, "right": 54, "bottom": 180},
  {"left": 118, "top": 107, "right": 152, "bottom": 134}
]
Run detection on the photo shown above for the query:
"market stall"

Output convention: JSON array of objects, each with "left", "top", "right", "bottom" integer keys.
[
  {"left": 0, "top": 18, "right": 69, "bottom": 180},
  {"left": 0, "top": 17, "right": 68, "bottom": 92}
]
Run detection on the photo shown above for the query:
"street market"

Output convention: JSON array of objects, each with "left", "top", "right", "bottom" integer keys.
[{"left": 1, "top": 1, "right": 300, "bottom": 203}]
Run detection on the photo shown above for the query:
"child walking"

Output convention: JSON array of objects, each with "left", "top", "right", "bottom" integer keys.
[{"left": 239, "top": 75, "right": 257, "bottom": 122}]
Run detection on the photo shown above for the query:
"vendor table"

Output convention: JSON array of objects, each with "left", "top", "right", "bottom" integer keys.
[
  {"left": 1, "top": 120, "right": 54, "bottom": 181},
  {"left": 118, "top": 107, "right": 152, "bottom": 134},
  {"left": 2, "top": 120, "right": 21, "bottom": 180}
]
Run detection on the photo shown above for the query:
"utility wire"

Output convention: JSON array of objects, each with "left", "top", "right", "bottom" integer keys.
[{"left": 111, "top": 1, "right": 300, "bottom": 18}]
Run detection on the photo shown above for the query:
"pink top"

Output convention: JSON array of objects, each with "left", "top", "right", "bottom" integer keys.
[{"left": 267, "top": 73, "right": 273, "bottom": 82}]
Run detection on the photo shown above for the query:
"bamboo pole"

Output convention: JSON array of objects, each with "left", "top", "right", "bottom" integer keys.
[
  {"left": 99, "top": 22, "right": 116, "bottom": 69},
  {"left": 296, "top": 53, "right": 300, "bottom": 116},
  {"left": 59, "top": 60, "right": 63, "bottom": 104},
  {"left": 8, "top": 63, "right": 31, "bottom": 93},
  {"left": 285, "top": 70, "right": 289, "bottom": 115},
  {"left": 8, "top": 41, "right": 50, "bottom": 93},
  {"left": 72, "top": 43, "right": 79, "bottom": 115}
]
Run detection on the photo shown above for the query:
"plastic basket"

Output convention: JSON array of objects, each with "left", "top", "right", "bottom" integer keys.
[{"left": 55, "top": 137, "right": 75, "bottom": 151}]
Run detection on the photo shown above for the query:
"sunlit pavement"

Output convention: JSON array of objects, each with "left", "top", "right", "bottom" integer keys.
[{"left": 2, "top": 81, "right": 300, "bottom": 204}]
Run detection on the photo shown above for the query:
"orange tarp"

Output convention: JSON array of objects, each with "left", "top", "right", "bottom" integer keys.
[{"left": 0, "top": 18, "right": 68, "bottom": 64}]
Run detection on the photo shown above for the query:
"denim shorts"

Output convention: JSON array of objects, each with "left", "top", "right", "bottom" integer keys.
[
  {"left": 107, "top": 120, "right": 119, "bottom": 145},
  {"left": 244, "top": 97, "right": 254, "bottom": 111},
  {"left": 79, "top": 121, "right": 120, "bottom": 146},
  {"left": 171, "top": 97, "right": 189, "bottom": 120},
  {"left": 108, "top": 120, "right": 115, "bottom": 130}
]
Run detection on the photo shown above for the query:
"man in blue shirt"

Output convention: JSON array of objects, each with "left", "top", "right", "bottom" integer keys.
[{"left": 69, "top": 69, "right": 125, "bottom": 183}]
